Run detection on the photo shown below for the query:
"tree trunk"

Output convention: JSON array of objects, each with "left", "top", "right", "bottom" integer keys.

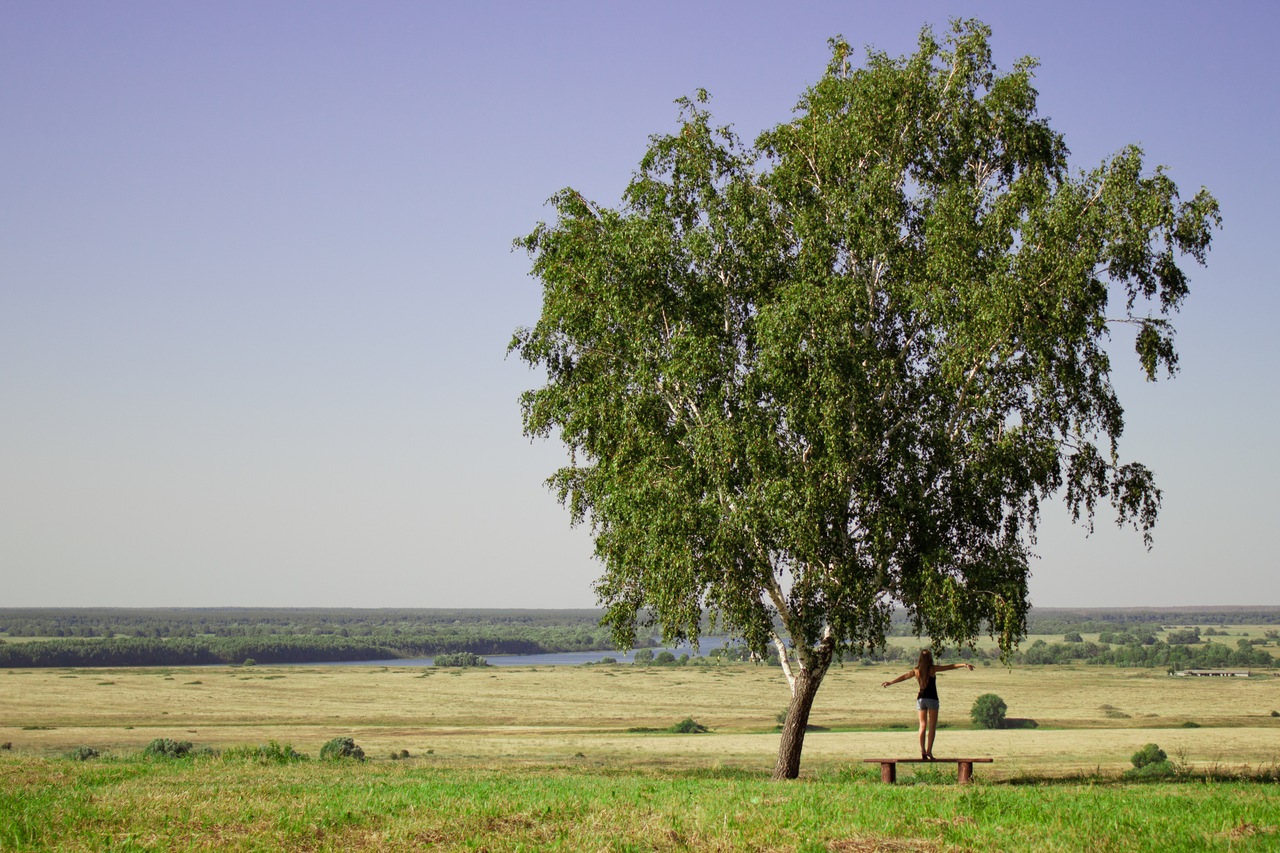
[{"left": 771, "top": 645, "right": 834, "bottom": 780}]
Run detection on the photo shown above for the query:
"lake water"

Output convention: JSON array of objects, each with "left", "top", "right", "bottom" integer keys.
[{"left": 296, "top": 635, "right": 733, "bottom": 667}]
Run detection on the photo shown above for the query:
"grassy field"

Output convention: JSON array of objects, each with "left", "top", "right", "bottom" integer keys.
[
  {"left": 3, "top": 662, "right": 1279, "bottom": 850},
  {"left": 4, "top": 757, "right": 1279, "bottom": 851},
  {"left": 5, "top": 662, "right": 1279, "bottom": 772}
]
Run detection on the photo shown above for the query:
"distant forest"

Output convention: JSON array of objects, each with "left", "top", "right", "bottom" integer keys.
[{"left": 0, "top": 606, "right": 1276, "bottom": 669}]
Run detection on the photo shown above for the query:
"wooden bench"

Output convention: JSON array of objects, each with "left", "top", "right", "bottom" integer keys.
[{"left": 863, "top": 758, "right": 992, "bottom": 784}]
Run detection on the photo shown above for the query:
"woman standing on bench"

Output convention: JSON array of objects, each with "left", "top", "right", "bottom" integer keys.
[{"left": 882, "top": 649, "right": 974, "bottom": 760}]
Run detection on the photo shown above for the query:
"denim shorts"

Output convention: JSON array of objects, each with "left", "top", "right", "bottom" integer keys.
[{"left": 917, "top": 698, "right": 940, "bottom": 711}]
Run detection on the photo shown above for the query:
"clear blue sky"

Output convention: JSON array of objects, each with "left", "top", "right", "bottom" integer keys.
[{"left": 2, "top": 2, "right": 1276, "bottom": 609}]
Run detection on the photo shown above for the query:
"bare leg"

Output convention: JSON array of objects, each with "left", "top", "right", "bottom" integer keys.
[
  {"left": 917, "top": 709, "right": 929, "bottom": 759},
  {"left": 925, "top": 708, "right": 939, "bottom": 758}
]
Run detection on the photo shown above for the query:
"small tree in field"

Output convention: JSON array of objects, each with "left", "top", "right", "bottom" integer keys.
[
  {"left": 1131, "top": 742, "right": 1167, "bottom": 768},
  {"left": 970, "top": 693, "right": 1008, "bottom": 729},
  {"left": 512, "top": 20, "right": 1218, "bottom": 779}
]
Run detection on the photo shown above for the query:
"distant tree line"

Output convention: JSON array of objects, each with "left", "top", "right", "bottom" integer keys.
[
  {"left": 0, "top": 626, "right": 615, "bottom": 668},
  {"left": 2, "top": 607, "right": 1276, "bottom": 669}
]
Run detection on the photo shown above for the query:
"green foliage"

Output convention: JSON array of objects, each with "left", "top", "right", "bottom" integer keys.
[
  {"left": 319, "top": 737, "right": 365, "bottom": 762},
  {"left": 1123, "top": 760, "right": 1178, "bottom": 780},
  {"left": 1131, "top": 743, "right": 1168, "bottom": 769},
  {"left": 143, "top": 738, "right": 193, "bottom": 758},
  {"left": 1063, "top": 632, "right": 1083, "bottom": 643},
  {"left": 653, "top": 651, "right": 676, "bottom": 665},
  {"left": 667, "top": 717, "right": 709, "bottom": 734},
  {"left": 432, "top": 652, "right": 489, "bottom": 667},
  {"left": 221, "top": 741, "right": 307, "bottom": 763},
  {"left": 0, "top": 608, "right": 618, "bottom": 667},
  {"left": 970, "top": 693, "right": 1008, "bottom": 729},
  {"left": 66, "top": 746, "right": 99, "bottom": 761},
  {"left": 1166, "top": 628, "right": 1201, "bottom": 645},
  {"left": 632, "top": 649, "right": 654, "bottom": 664}
]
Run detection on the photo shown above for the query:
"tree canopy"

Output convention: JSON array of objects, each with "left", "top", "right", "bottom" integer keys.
[{"left": 511, "top": 20, "right": 1219, "bottom": 778}]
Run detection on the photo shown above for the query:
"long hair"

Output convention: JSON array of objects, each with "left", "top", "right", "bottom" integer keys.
[{"left": 915, "top": 649, "right": 934, "bottom": 688}]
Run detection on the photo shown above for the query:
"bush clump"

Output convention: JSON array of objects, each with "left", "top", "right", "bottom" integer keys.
[
  {"left": 68, "top": 746, "right": 99, "bottom": 761},
  {"left": 432, "top": 652, "right": 488, "bottom": 667},
  {"left": 319, "top": 736, "right": 365, "bottom": 761},
  {"left": 970, "top": 693, "right": 1008, "bottom": 729},
  {"left": 1131, "top": 742, "right": 1168, "bottom": 769},
  {"left": 668, "top": 717, "right": 709, "bottom": 734},
  {"left": 143, "top": 738, "right": 193, "bottom": 758}
]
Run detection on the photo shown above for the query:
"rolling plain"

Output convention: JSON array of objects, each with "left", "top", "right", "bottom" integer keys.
[{"left": 4, "top": 644, "right": 1280, "bottom": 850}]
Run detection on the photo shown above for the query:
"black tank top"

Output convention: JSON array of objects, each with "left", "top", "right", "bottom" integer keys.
[{"left": 917, "top": 674, "right": 938, "bottom": 701}]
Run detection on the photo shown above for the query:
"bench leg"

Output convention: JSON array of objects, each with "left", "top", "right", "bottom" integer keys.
[
  {"left": 880, "top": 762, "right": 896, "bottom": 783},
  {"left": 957, "top": 762, "right": 973, "bottom": 784}
]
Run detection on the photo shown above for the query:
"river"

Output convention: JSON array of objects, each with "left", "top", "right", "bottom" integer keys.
[{"left": 294, "top": 635, "right": 734, "bottom": 667}]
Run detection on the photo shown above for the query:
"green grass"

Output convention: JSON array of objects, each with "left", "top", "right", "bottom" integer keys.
[{"left": 2, "top": 755, "right": 1277, "bottom": 851}]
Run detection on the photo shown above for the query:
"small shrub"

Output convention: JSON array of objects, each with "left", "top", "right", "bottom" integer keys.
[
  {"left": 599, "top": 657, "right": 617, "bottom": 664},
  {"left": 776, "top": 709, "right": 789, "bottom": 725},
  {"left": 970, "top": 693, "right": 1008, "bottom": 730},
  {"left": 1063, "top": 632, "right": 1083, "bottom": 643},
  {"left": 1124, "top": 759, "right": 1177, "bottom": 780},
  {"left": 632, "top": 649, "right": 654, "bottom": 664},
  {"left": 144, "top": 738, "right": 193, "bottom": 758},
  {"left": 668, "top": 717, "right": 709, "bottom": 734},
  {"left": 319, "top": 736, "right": 365, "bottom": 761},
  {"left": 1131, "top": 742, "right": 1167, "bottom": 769},
  {"left": 0, "top": 742, "right": 11, "bottom": 750},
  {"left": 654, "top": 651, "right": 676, "bottom": 665},
  {"left": 399, "top": 749, "right": 409, "bottom": 759},
  {"left": 68, "top": 746, "right": 99, "bottom": 761},
  {"left": 242, "top": 659, "right": 256, "bottom": 667},
  {"left": 1181, "top": 720, "right": 1201, "bottom": 728},
  {"left": 1270, "top": 710, "right": 1279, "bottom": 718}
]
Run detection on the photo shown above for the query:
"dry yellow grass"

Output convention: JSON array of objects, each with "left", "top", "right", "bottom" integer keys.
[{"left": 4, "top": 662, "right": 1278, "bottom": 776}]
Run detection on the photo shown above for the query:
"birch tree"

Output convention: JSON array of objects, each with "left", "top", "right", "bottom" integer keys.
[{"left": 511, "top": 20, "right": 1220, "bottom": 779}]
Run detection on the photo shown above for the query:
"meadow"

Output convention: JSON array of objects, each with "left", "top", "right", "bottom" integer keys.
[{"left": 3, "top": 660, "right": 1279, "bottom": 850}]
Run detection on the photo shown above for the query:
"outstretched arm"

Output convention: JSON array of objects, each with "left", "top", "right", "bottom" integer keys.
[
  {"left": 881, "top": 669, "right": 916, "bottom": 688},
  {"left": 935, "top": 663, "right": 975, "bottom": 673}
]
